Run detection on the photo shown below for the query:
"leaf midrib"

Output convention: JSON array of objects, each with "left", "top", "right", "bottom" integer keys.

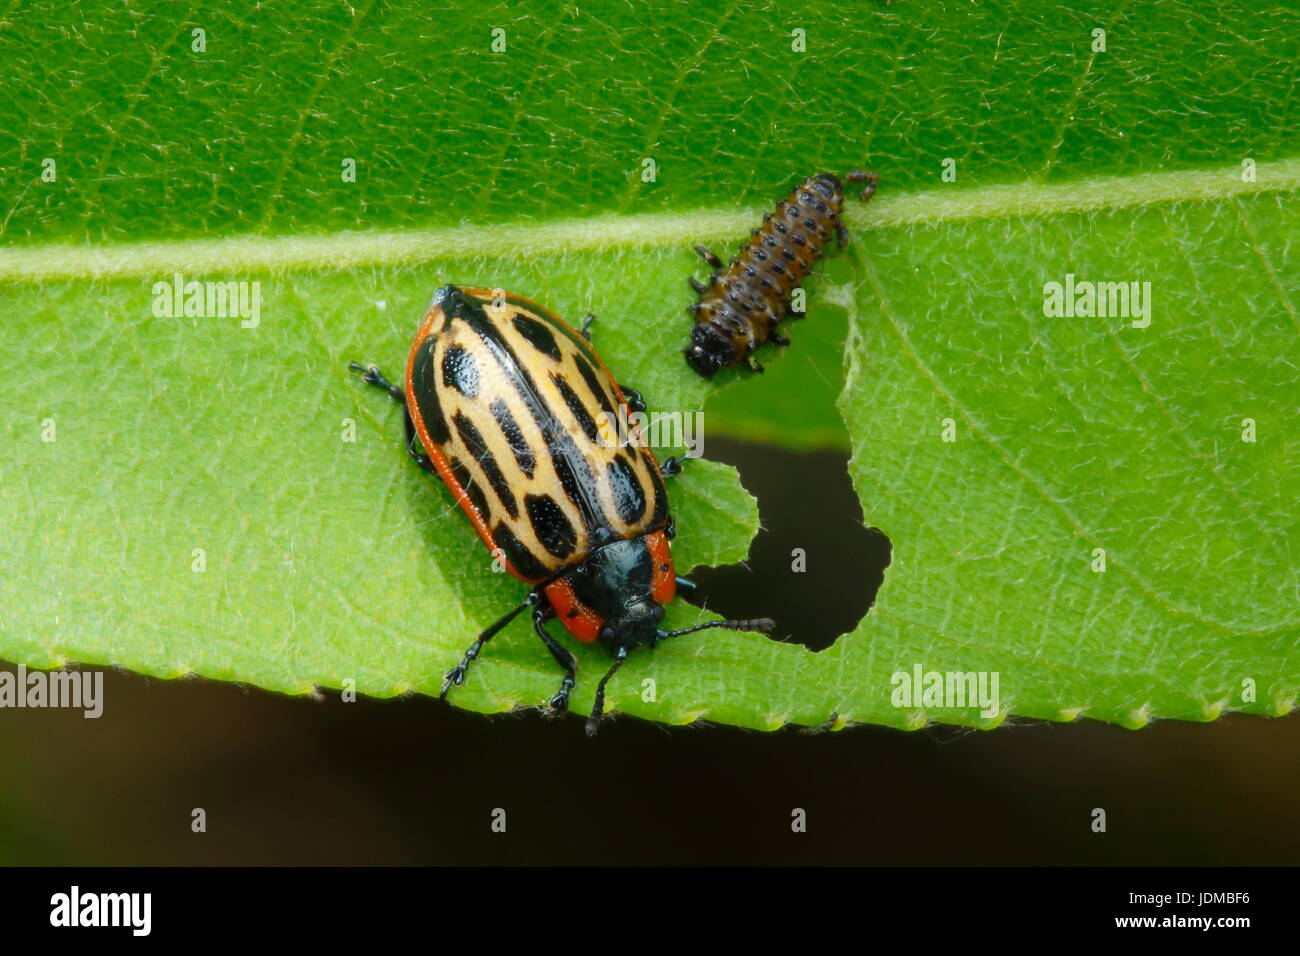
[{"left": 4, "top": 158, "right": 1297, "bottom": 282}]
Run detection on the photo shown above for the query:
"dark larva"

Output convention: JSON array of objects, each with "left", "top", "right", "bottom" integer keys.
[{"left": 684, "top": 169, "right": 878, "bottom": 378}]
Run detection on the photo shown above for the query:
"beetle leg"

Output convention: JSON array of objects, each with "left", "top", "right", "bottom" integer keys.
[
  {"left": 585, "top": 646, "right": 629, "bottom": 736},
  {"left": 619, "top": 385, "right": 646, "bottom": 415},
  {"left": 694, "top": 244, "right": 724, "bottom": 271},
  {"left": 770, "top": 332, "right": 791, "bottom": 347},
  {"left": 660, "top": 456, "right": 686, "bottom": 478},
  {"left": 801, "top": 711, "right": 841, "bottom": 735},
  {"left": 350, "top": 361, "right": 403, "bottom": 404},
  {"left": 532, "top": 606, "right": 577, "bottom": 712},
  {"left": 746, "top": 356, "right": 765, "bottom": 374},
  {"left": 674, "top": 575, "right": 698, "bottom": 597},
  {"left": 441, "top": 591, "right": 541, "bottom": 699},
  {"left": 350, "top": 362, "right": 438, "bottom": 477},
  {"left": 688, "top": 275, "right": 709, "bottom": 294},
  {"left": 579, "top": 313, "right": 597, "bottom": 341},
  {"left": 401, "top": 410, "right": 438, "bottom": 477}
]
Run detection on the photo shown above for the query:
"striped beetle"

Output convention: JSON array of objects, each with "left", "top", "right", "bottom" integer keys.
[{"left": 352, "top": 284, "right": 773, "bottom": 733}]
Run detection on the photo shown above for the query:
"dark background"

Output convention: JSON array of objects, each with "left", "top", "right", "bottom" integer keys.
[{"left": 2, "top": 440, "right": 1297, "bottom": 865}]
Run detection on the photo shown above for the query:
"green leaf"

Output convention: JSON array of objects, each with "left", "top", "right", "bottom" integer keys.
[
  {"left": 0, "top": 266, "right": 759, "bottom": 719},
  {"left": 828, "top": 187, "right": 1299, "bottom": 729},
  {"left": 1, "top": 0, "right": 1297, "bottom": 730}
]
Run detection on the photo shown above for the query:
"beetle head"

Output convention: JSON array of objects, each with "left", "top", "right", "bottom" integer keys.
[
  {"left": 684, "top": 343, "right": 726, "bottom": 378},
  {"left": 684, "top": 323, "right": 732, "bottom": 378},
  {"left": 577, "top": 538, "right": 777, "bottom": 735},
  {"left": 597, "top": 600, "right": 666, "bottom": 654}
]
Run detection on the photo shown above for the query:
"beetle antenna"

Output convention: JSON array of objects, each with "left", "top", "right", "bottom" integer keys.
[
  {"left": 660, "top": 617, "right": 775, "bottom": 639},
  {"left": 584, "top": 646, "right": 629, "bottom": 737}
]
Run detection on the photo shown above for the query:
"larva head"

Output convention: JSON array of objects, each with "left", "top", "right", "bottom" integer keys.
[{"left": 684, "top": 323, "right": 734, "bottom": 378}]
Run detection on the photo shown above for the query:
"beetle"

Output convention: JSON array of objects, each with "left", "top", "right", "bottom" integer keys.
[
  {"left": 685, "top": 169, "right": 878, "bottom": 377},
  {"left": 351, "top": 284, "right": 773, "bottom": 733}
]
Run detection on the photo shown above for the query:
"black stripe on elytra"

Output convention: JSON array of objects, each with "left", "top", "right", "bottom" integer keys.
[
  {"left": 493, "top": 521, "right": 550, "bottom": 581},
  {"left": 452, "top": 411, "right": 518, "bottom": 520},
  {"left": 552, "top": 373, "right": 599, "bottom": 443},
  {"left": 573, "top": 354, "right": 616, "bottom": 421},
  {"left": 641, "top": 450, "right": 668, "bottom": 527},
  {"left": 512, "top": 313, "right": 562, "bottom": 361},
  {"left": 489, "top": 398, "right": 536, "bottom": 479},
  {"left": 441, "top": 344, "right": 479, "bottom": 398},
  {"left": 607, "top": 454, "right": 647, "bottom": 525},
  {"left": 409, "top": 335, "right": 449, "bottom": 445},
  {"left": 525, "top": 493, "right": 578, "bottom": 559},
  {"left": 449, "top": 459, "right": 491, "bottom": 525},
  {"left": 550, "top": 450, "right": 614, "bottom": 547},
  {"left": 441, "top": 287, "right": 609, "bottom": 539}
]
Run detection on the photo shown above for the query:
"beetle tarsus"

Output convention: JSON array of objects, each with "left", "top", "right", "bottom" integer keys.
[
  {"left": 440, "top": 592, "right": 541, "bottom": 700},
  {"left": 620, "top": 385, "right": 647, "bottom": 415},
  {"left": 350, "top": 361, "right": 404, "bottom": 404},
  {"left": 660, "top": 456, "right": 685, "bottom": 478},
  {"left": 549, "top": 681, "right": 574, "bottom": 712},
  {"left": 439, "top": 656, "right": 474, "bottom": 697},
  {"left": 585, "top": 646, "right": 629, "bottom": 736},
  {"left": 802, "top": 711, "right": 841, "bottom": 735},
  {"left": 533, "top": 605, "right": 577, "bottom": 713},
  {"left": 351, "top": 361, "right": 438, "bottom": 475}
]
